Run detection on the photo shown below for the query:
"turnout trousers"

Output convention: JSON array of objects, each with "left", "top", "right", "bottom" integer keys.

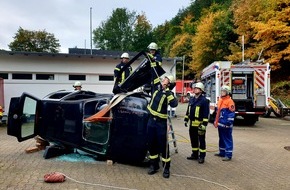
[
  {"left": 147, "top": 117, "right": 170, "bottom": 169},
  {"left": 189, "top": 126, "right": 206, "bottom": 159}
]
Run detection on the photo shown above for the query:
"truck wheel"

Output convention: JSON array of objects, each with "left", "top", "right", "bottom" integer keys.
[{"left": 243, "top": 115, "right": 258, "bottom": 125}]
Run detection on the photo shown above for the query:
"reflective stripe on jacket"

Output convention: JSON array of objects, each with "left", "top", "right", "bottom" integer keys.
[
  {"left": 147, "top": 86, "right": 178, "bottom": 119},
  {"left": 114, "top": 62, "right": 132, "bottom": 84},
  {"left": 185, "top": 95, "right": 209, "bottom": 127}
]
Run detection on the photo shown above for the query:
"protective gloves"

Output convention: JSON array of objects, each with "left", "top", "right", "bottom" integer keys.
[{"left": 198, "top": 124, "right": 206, "bottom": 135}]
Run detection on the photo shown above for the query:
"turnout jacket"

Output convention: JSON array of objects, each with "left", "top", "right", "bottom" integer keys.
[
  {"left": 114, "top": 62, "right": 132, "bottom": 84},
  {"left": 214, "top": 95, "right": 235, "bottom": 128},
  {"left": 147, "top": 84, "right": 178, "bottom": 119},
  {"left": 147, "top": 51, "right": 163, "bottom": 85},
  {"left": 184, "top": 95, "right": 209, "bottom": 127}
]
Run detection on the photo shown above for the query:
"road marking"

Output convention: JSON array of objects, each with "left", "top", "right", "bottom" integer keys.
[{"left": 280, "top": 123, "right": 290, "bottom": 126}]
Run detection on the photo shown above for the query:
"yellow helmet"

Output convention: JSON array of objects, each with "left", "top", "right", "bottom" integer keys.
[
  {"left": 221, "top": 85, "right": 231, "bottom": 94},
  {"left": 121, "top": 52, "right": 129, "bottom": 59},
  {"left": 194, "top": 82, "right": 204, "bottom": 92},
  {"left": 147, "top": 42, "right": 158, "bottom": 50}
]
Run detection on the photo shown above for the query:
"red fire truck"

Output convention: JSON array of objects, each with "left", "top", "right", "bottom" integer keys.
[
  {"left": 175, "top": 80, "right": 193, "bottom": 97},
  {"left": 201, "top": 61, "right": 271, "bottom": 125}
]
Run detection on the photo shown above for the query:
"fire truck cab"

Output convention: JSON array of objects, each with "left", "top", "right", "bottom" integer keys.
[{"left": 201, "top": 60, "right": 271, "bottom": 125}]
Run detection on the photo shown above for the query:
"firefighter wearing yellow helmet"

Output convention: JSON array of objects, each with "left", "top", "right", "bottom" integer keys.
[
  {"left": 114, "top": 52, "right": 132, "bottom": 86},
  {"left": 184, "top": 81, "right": 209, "bottom": 164},
  {"left": 146, "top": 73, "right": 178, "bottom": 178}
]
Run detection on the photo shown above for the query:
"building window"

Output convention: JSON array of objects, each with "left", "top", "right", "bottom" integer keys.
[
  {"left": 0, "top": 73, "right": 8, "bottom": 79},
  {"left": 12, "top": 73, "right": 32, "bottom": 80},
  {"left": 69, "top": 75, "right": 86, "bottom": 81},
  {"left": 99, "top": 75, "right": 114, "bottom": 81},
  {"left": 36, "top": 74, "right": 54, "bottom": 80}
]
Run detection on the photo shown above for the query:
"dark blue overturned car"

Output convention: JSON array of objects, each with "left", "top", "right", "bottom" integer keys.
[{"left": 7, "top": 51, "right": 166, "bottom": 165}]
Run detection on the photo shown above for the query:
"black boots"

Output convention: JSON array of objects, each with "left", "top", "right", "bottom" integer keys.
[
  {"left": 163, "top": 168, "right": 170, "bottom": 178},
  {"left": 187, "top": 155, "right": 198, "bottom": 160},
  {"left": 198, "top": 158, "right": 205, "bottom": 164},
  {"left": 148, "top": 164, "right": 160, "bottom": 175}
]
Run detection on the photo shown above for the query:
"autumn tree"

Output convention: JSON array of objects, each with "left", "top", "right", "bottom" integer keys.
[
  {"left": 250, "top": 0, "right": 290, "bottom": 71},
  {"left": 9, "top": 27, "right": 60, "bottom": 53},
  {"left": 169, "top": 15, "right": 196, "bottom": 79},
  {"left": 191, "top": 6, "right": 235, "bottom": 74},
  {"left": 227, "top": 0, "right": 268, "bottom": 63}
]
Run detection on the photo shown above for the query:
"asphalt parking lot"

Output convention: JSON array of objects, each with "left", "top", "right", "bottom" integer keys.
[{"left": 0, "top": 103, "right": 290, "bottom": 190}]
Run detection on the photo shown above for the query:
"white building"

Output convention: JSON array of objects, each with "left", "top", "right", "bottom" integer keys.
[{"left": 0, "top": 50, "right": 176, "bottom": 117}]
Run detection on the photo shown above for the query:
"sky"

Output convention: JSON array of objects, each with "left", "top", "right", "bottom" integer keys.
[{"left": 0, "top": 0, "right": 191, "bottom": 53}]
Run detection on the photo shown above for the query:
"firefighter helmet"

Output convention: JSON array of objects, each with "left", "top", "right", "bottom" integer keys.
[
  {"left": 162, "top": 74, "right": 175, "bottom": 83},
  {"left": 120, "top": 52, "right": 129, "bottom": 59},
  {"left": 221, "top": 85, "right": 231, "bottom": 94},
  {"left": 73, "top": 81, "right": 82, "bottom": 87},
  {"left": 194, "top": 82, "right": 204, "bottom": 92},
  {"left": 147, "top": 42, "right": 158, "bottom": 50}
]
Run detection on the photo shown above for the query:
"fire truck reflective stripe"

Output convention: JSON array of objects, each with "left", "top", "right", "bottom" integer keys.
[
  {"left": 220, "top": 69, "right": 230, "bottom": 87},
  {"left": 255, "top": 68, "right": 266, "bottom": 89}
]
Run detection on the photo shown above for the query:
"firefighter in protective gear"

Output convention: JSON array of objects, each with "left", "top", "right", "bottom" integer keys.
[
  {"left": 147, "top": 74, "right": 178, "bottom": 178},
  {"left": 214, "top": 85, "right": 235, "bottom": 161},
  {"left": 73, "top": 81, "right": 82, "bottom": 91},
  {"left": 114, "top": 52, "right": 132, "bottom": 85},
  {"left": 184, "top": 82, "right": 209, "bottom": 164},
  {"left": 146, "top": 42, "right": 163, "bottom": 85}
]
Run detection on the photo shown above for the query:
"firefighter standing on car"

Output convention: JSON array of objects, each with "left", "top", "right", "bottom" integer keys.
[
  {"left": 146, "top": 42, "right": 163, "bottom": 86},
  {"left": 184, "top": 82, "right": 209, "bottom": 164},
  {"left": 114, "top": 52, "right": 132, "bottom": 85},
  {"left": 214, "top": 85, "right": 235, "bottom": 161},
  {"left": 147, "top": 74, "right": 178, "bottom": 178}
]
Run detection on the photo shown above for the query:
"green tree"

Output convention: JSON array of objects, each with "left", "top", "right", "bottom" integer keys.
[
  {"left": 131, "top": 13, "right": 153, "bottom": 52},
  {"left": 93, "top": 8, "right": 137, "bottom": 51},
  {"left": 9, "top": 27, "right": 60, "bottom": 53}
]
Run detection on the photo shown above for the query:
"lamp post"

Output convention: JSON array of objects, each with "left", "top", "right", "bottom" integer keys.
[
  {"left": 90, "top": 7, "right": 92, "bottom": 55},
  {"left": 181, "top": 55, "right": 185, "bottom": 102}
]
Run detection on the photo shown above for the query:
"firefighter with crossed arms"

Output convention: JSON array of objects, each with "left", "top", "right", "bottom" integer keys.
[
  {"left": 184, "top": 82, "right": 209, "bottom": 164},
  {"left": 147, "top": 73, "right": 178, "bottom": 178}
]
